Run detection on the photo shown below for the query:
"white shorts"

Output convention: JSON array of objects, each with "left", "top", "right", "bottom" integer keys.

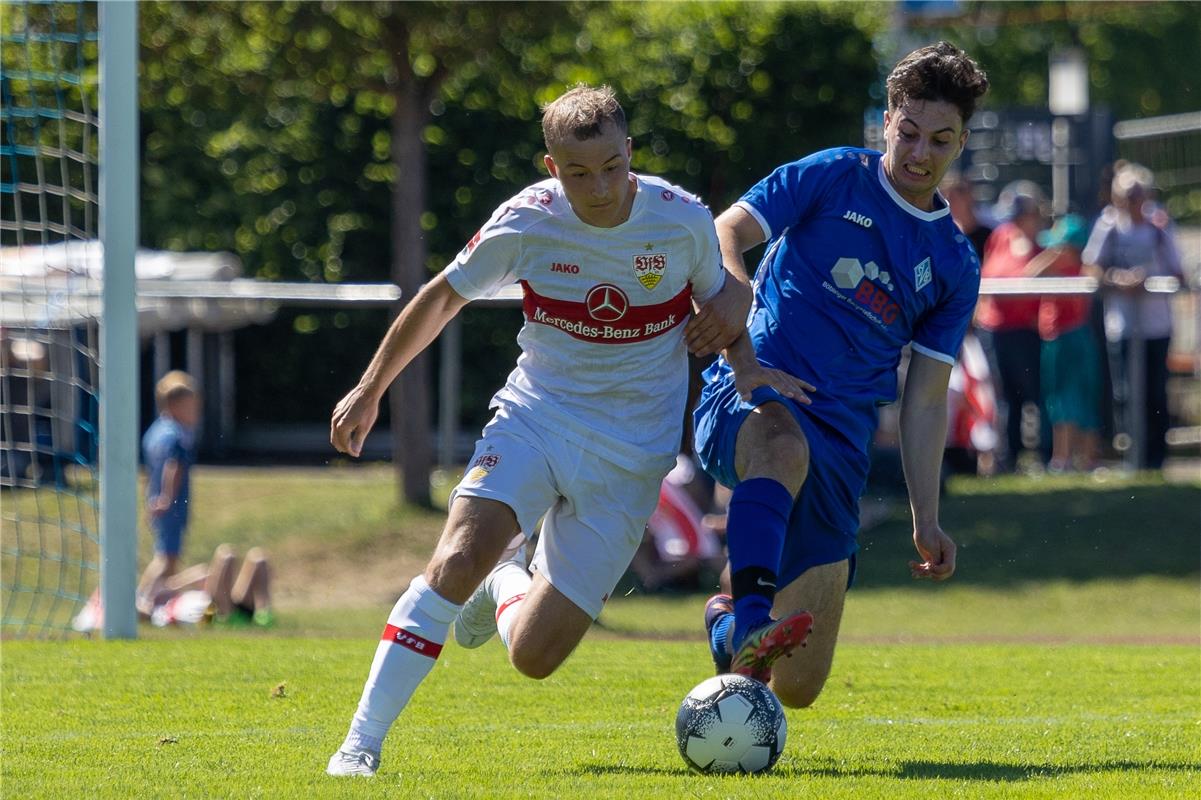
[{"left": 452, "top": 405, "right": 665, "bottom": 619}]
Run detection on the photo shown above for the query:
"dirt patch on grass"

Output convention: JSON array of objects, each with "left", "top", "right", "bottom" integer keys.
[{"left": 270, "top": 536, "right": 429, "bottom": 610}]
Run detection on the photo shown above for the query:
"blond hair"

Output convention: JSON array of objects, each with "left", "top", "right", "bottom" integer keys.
[
  {"left": 155, "top": 370, "right": 197, "bottom": 411},
  {"left": 541, "top": 84, "right": 627, "bottom": 151},
  {"left": 1112, "top": 162, "right": 1155, "bottom": 200}
]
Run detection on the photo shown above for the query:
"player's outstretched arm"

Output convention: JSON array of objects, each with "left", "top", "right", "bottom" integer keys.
[
  {"left": 331, "top": 273, "right": 469, "bottom": 457},
  {"left": 723, "top": 332, "right": 814, "bottom": 406},
  {"left": 899, "top": 351, "right": 957, "bottom": 581},
  {"left": 685, "top": 206, "right": 766, "bottom": 357}
]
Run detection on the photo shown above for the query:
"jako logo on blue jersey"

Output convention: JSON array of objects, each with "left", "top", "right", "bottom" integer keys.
[
  {"left": 842, "top": 210, "right": 873, "bottom": 228},
  {"left": 830, "top": 256, "right": 899, "bottom": 324}
]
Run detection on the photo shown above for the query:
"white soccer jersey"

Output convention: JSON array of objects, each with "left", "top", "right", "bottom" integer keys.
[{"left": 443, "top": 174, "right": 725, "bottom": 472}]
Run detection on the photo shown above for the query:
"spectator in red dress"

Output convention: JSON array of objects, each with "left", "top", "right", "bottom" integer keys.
[{"left": 975, "top": 181, "right": 1048, "bottom": 472}]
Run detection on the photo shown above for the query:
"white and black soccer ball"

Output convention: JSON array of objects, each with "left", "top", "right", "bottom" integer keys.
[{"left": 675, "top": 673, "right": 787, "bottom": 774}]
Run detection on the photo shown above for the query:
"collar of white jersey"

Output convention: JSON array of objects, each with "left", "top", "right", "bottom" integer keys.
[
  {"left": 556, "top": 173, "right": 648, "bottom": 229},
  {"left": 876, "top": 158, "right": 951, "bottom": 222}
]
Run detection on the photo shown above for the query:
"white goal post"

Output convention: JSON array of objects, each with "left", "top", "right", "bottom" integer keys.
[{"left": 98, "top": 0, "right": 139, "bottom": 640}]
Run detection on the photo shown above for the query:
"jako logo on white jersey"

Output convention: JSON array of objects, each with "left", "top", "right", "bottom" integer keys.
[{"left": 842, "top": 210, "right": 873, "bottom": 228}]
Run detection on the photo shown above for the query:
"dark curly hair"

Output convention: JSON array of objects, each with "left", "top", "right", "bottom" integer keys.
[{"left": 886, "top": 42, "right": 990, "bottom": 124}]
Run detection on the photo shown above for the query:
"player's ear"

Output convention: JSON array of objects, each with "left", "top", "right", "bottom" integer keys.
[
  {"left": 625, "top": 137, "right": 632, "bottom": 159},
  {"left": 544, "top": 153, "right": 558, "bottom": 178},
  {"left": 957, "top": 128, "right": 970, "bottom": 159}
]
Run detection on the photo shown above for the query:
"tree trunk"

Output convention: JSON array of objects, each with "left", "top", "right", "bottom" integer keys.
[{"left": 389, "top": 53, "right": 433, "bottom": 508}]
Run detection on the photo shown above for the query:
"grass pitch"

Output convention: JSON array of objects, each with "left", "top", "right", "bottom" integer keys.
[
  {"left": 3, "top": 635, "right": 1198, "bottom": 799},
  {"left": 2, "top": 466, "right": 1199, "bottom": 797}
]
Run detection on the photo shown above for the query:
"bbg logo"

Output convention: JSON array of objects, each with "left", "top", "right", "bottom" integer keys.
[
  {"left": 830, "top": 257, "right": 899, "bottom": 324},
  {"left": 831, "top": 257, "right": 894, "bottom": 292}
]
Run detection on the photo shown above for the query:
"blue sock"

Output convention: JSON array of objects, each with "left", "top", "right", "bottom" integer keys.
[
  {"left": 726, "top": 477, "right": 793, "bottom": 648},
  {"left": 710, "top": 612, "right": 734, "bottom": 664}
]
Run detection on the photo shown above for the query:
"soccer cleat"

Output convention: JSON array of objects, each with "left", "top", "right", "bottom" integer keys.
[
  {"left": 703, "top": 593, "right": 734, "bottom": 674},
  {"left": 729, "top": 610, "right": 814, "bottom": 685},
  {"left": 453, "top": 578, "right": 498, "bottom": 649},
  {"left": 326, "top": 747, "right": 380, "bottom": 777}
]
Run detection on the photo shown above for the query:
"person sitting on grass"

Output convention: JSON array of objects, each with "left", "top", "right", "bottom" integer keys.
[{"left": 72, "top": 544, "right": 274, "bottom": 632}]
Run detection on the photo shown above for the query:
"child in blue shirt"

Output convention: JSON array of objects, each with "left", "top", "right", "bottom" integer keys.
[{"left": 135, "top": 371, "right": 199, "bottom": 616}]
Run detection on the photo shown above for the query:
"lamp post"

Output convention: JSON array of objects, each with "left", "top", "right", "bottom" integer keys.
[{"left": 1048, "top": 48, "right": 1089, "bottom": 216}]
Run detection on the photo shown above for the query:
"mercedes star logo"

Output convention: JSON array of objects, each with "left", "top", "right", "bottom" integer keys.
[{"left": 585, "top": 284, "right": 629, "bottom": 322}]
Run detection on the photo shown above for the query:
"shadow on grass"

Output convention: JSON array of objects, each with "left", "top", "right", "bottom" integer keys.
[
  {"left": 857, "top": 481, "right": 1201, "bottom": 588},
  {"left": 796, "top": 758, "right": 1201, "bottom": 781},
  {"left": 574, "top": 758, "right": 1201, "bottom": 781}
]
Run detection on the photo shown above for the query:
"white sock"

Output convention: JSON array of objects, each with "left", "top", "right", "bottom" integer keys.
[
  {"left": 492, "top": 561, "right": 531, "bottom": 650},
  {"left": 341, "top": 575, "right": 461, "bottom": 752}
]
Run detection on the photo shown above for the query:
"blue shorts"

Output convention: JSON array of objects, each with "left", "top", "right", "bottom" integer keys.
[
  {"left": 153, "top": 515, "right": 186, "bottom": 558},
  {"left": 693, "top": 372, "right": 870, "bottom": 587}
]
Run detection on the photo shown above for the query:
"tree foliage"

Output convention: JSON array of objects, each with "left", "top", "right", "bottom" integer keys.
[
  {"left": 133, "top": 1, "right": 1195, "bottom": 475},
  {"left": 907, "top": 1, "right": 1200, "bottom": 118}
]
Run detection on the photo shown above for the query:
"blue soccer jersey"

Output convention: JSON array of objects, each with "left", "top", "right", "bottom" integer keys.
[{"left": 721, "top": 146, "right": 981, "bottom": 455}]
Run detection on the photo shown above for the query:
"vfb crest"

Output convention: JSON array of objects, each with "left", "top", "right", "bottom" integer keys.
[{"left": 633, "top": 253, "right": 667, "bottom": 290}]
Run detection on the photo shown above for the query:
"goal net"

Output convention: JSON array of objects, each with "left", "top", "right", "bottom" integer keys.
[{"left": 1, "top": 0, "right": 133, "bottom": 637}]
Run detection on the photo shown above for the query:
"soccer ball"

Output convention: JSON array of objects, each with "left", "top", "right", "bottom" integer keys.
[{"left": 675, "top": 673, "right": 787, "bottom": 774}]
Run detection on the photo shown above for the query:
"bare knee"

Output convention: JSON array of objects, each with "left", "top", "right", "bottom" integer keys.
[
  {"left": 508, "top": 644, "right": 562, "bottom": 680},
  {"left": 773, "top": 675, "right": 827, "bottom": 709},
  {"left": 759, "top": 437, "right": 809, "bottom": 489},
  {"left": 737, "top": 405, "right": 810, "bottom": 492},
  {"left": 424, "top": 548, "right": 493, "bottom": 603}
]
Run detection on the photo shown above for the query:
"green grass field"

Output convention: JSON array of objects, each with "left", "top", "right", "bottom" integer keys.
[
  {"left": 3, "top": 637, "right": 1198, "bottom": 798},
  {"left": 2, "top": 466, "right": 1200, "bottom": 797}
]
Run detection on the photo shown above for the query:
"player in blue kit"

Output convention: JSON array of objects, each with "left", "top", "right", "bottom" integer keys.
[{"left": 697, "top": 42, "right": 990, "bottom": 703}]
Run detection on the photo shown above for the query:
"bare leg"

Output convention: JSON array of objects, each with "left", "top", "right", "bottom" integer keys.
[
  {"left": 733, "top": 402, "right": 809, "bottom": 493},
  {"left": 1050, "top": 423, "right": 1072, "bottom": 469},
  {"left": 231, "top": 547, "right": 272, "bottom": 613},
  {"left": 330, "top": 496, "right": 522, "bottom": 760},
  {"left": 768, "top": 559, "right": 849, "bottom": 708},
  {"left": 205, "top": 545, "right": 238, "bottom": 617},
  {"left": 424, "top": 496, "right": 524, "bottom": 603},
  {"left": 136, "top": 553, "right": 179, "bottom": 615},
  {"left": 1077, "top": 429, "right": 1100, "bottom": 470},
  {"left": 504, "top": 572, "right": 595, "bottom": 679},
  {"left": 164, "top": 562, "right": 210, "bottom": 592}
]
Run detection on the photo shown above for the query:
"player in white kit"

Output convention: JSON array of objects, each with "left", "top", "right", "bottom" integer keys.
[{"left": 326, "top": 85, "right": 813, "bottom": 778}]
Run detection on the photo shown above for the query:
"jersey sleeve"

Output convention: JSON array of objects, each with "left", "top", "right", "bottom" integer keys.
[
  {"left": 145, "top": 427, "right": 185, "bottom": 466},
  {"left": 689, "top": 211, "right": 726, "bottom": 304},
  {"left": 735, "top": 150, "right": 839, "bottom": 241},
  {"left": 911, "top": 246, "right": 981, "bottom": 366},
  {"left": 442, "top": 203, "right": 526, "bottom": 301}
]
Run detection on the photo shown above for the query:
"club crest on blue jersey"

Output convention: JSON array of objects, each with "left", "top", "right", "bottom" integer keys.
[{"left": 914, "top": 257, "right": 932, "bottom": 292}]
